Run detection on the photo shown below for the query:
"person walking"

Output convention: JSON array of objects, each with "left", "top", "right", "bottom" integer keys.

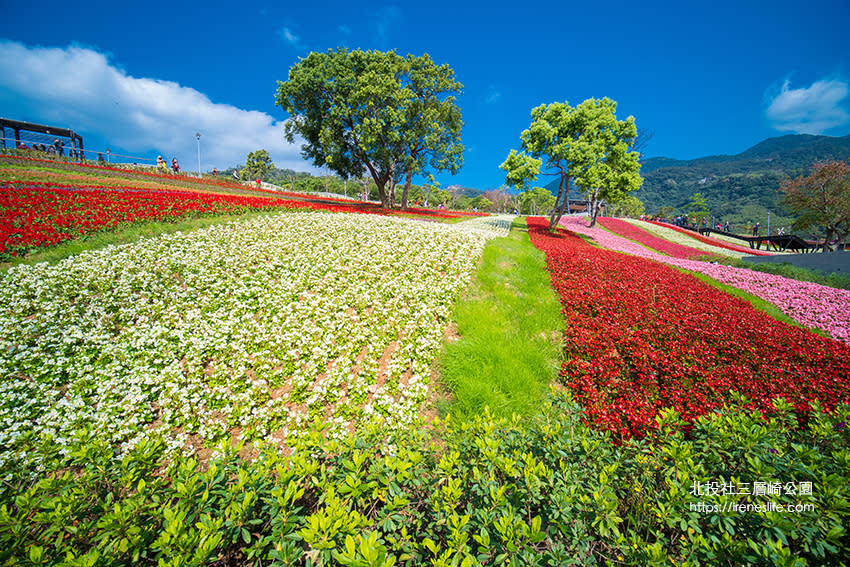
[
  {"left": 171, "top": 157, "right": 180, "bottom": 174},
  {"left": 752, "top": 222, "right": 760, "bottom": 236}
]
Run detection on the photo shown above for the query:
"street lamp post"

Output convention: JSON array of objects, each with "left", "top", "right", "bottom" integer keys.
[
  {"left": 195, "top": 132, "right": 201, "bottom": 176},
  {"left": 106, "top": 149, "right": 110, "bottom": 163},
  {"left": 767, "top": 210, "right": 771, "bottom": 236}
]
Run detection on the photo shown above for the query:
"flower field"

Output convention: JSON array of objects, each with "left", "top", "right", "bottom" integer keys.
[
  {"left": 561, "top": 216, "right": 850, "bottom": 343},
  {"left": 596, "top": 217, "right": 718, "bottom": 259},
  {"left": 0, "top": 177, "right": 487, "bottom": 260},
  {"left": 529, "top": 216, "right": 850, "bottom": 438},
  {"left": 643, "top": 220, "right": 776, "bottom": 256},
  {"left": 623, "top": 218, "right": 769, "bottom": 258},
  {"left": 0, "top": 183, "right": 309, "bottom": 258},
  {"left": 0, "top": 211, "right": 511, "bottom": 483}
]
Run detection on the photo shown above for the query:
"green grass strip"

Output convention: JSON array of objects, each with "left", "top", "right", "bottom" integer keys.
[{"left": 437, "top": 217, "right": 564, "bottom": 420}]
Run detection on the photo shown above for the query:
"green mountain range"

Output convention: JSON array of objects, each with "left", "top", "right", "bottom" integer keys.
[
  {"left": 636, "top": 133, "right": 850, "bottom": 229},
  {"left": 544, "top": 133, "right": 850, "bottom": 231}
]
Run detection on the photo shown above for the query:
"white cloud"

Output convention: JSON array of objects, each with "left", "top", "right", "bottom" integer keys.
[
  {"left": 485, "top": 85, "right": 501, "bottom": 104},
  {"left": 371, "top": 6, "right": 401, "bottom": 48},
  {"left": 765, "top": 78, "right": 850, "bottom": 134},
  {"left": 0, "top": 40, "right": 316, "bottom": 172},
  {"left": 338, "top": 25, "right": 352, "bottom": 35},
  {"left": 278, "top": 27, "right": 300, "bottom": 46}
]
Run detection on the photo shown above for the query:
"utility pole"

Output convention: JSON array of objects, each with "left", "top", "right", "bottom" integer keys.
[{"left": 195, "top": 132, "right": 201, "bottom": 175}]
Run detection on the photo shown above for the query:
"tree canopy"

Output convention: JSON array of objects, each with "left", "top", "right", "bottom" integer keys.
[
  {"left": 518, "top": 186, "right": 556, "bottom": 215},
  {"left": 609, "top": 194, "right": 645, "bottom": 219},
  {"left": 686, "top": 192, "right": 710, "bottom": 225},
  {"left": 240, "top": 149, "right": 274, "bottom": 181},
  {"left": 500, "top": 98, "right": 642, "bottom": 229},
  {"left": 781, "top": 160, "right": 850, "bottom": 252},
  {"left": 275, "top": 48, "right": 463, "bottom": 209}
]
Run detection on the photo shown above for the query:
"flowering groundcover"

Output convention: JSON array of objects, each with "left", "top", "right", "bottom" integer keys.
[
  {"left": 0, "top": 181, "right": 488, "bottom": 260},
  {"left": 597, "top": 217, "right": 718, "bottom": 260},
  {"left": 528, "top": 216, "right": 850, "bottom": 438},
  {"left": 645, "top": 220, "right": 774, "bottom": 256},
  {"left": 0, "top": 212, "right": 511, "bottom": 483},
  {"left": 561, "top": 216, "right": 850, "bottom": 343}
]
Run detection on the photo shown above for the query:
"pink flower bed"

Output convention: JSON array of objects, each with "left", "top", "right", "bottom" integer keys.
[
  {"left": 597, "top": 217, "right": 718, "bottom": 259},
  {"left": 560, "top": 216, "right": 850, "bottom": 344}
]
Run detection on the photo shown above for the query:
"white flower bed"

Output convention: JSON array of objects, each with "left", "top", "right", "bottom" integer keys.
[{"left": 0, "top": 212, "right": 511, "bottom": 478}]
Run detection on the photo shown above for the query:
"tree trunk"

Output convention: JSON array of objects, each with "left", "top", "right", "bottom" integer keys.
[
  {"left": 376, "top": 180, "right": 390, "bottom": 208},
  {"left": 588, "top": 188, "right": 601, "bottom": 227},
  {"left": 549, "top": 172, "right": 570, "bottom": 230},
  {"left": 400, "top": 169, "right": 413, "bottom": 210}
]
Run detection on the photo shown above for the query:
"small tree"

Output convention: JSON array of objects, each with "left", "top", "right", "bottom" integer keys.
[
  {"left": 657, "top": 205, "right": 676, "bottom": 219},
  {"left": 518, "top": 187, "right": 557, "bottom": 215},
  {"left": 241, "top": 149, "right": 274, "bottom": 181},
  {"left": 686, "top": 192, "right": 710, "bottom": 226},
  {"left": 483, "top": 188, "right": 512, "bottom": 213},
  {"left": 609, "top": 195, "right": 645, "bottom": 218},
  {"left": 500, "top": 98, "right": 642, "bottom": 230},
  {"left": 781, "top": 161, "right": 850, "bottom": 252}
]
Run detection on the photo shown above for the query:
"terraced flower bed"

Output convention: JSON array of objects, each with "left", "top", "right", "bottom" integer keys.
[
  {"left": 529, "top": 216, "right": 850, "bottom": 438},
  {"left": 624, "top": 218, "right": 768, "bottom": 258},
  {"left": 561, "top": 216, "right": 850, "bottom": 343},
  {"left": 0, "top": 182, "right": 339, "bottom": 259},
  {"left": 0, "top": 212, "right": 512, "bottom": 484},
  {"left": 645, "top": 220, "right": 775, "bottom": 256},
  {"left": 597, "top": 217, "right": 718, "bottom": 259}
]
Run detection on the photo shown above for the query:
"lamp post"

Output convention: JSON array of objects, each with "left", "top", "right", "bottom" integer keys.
[
  {"left": 767, "top": 210, "right": 771, "bottom": 236},
  {"left": 106, "top": 149, "right": 111, "bottom": 163},
  {"left": 195, "top": 132, "right": 201, "bottom": 175}
]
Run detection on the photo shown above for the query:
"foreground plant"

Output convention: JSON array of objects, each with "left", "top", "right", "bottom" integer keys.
[{"left": 2, "top": 395, "right": 847, "bottom": 566}]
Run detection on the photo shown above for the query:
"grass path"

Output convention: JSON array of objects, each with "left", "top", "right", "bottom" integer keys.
[{"left": 437, "top": 217, "right": 564, "bottom": 419}]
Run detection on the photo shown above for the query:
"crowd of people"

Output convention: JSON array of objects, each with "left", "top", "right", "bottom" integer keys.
[
  {"left": 12, "top": 137, "right": 80, "bottom": 158},
  {"left": 640, "top": 214, "right": 789, "bottom": 238}
]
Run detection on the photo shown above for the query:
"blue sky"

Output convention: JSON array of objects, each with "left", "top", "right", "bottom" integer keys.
[{"left": 1, "top": 0, "right": 848, "bottom": 190}]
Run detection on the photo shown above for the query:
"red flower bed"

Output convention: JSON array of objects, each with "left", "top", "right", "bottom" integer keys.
[
  {"left": 597, "top": 217, "right": 717, "bottom": 259},
  {"left": 646, "top": 220, "right": 773, "bottom": 256},
  {"left": 527, "top": 217, "right": 850, "bottom": 439},
  {"left": 2, "top": 156, "right": 490, "bottom": 217}
]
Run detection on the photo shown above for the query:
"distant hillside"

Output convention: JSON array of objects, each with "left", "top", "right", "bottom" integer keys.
[{"left": 635, "top": 133, "right": 850, "bottom": 228}]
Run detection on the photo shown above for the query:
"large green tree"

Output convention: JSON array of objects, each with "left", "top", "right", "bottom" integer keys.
[
  {"left": 397, "top": 54, "right": 463, "bottom": 209},
  {"left": 500, "top": 98, "right": 642, "bottom": 229},
  {"left": 240, "top": 149, "right": 274, "bottom": 181},
  {"left": 275, "top": 48, "right": 463, "bottom": 209},
  {"left": 781, "top": 160, "right": 850, "bottom": 252}
]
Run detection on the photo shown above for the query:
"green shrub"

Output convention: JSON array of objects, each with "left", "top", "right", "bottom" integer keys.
[{"left": 2, "top": 396, "right": 848, "bottom": 566}]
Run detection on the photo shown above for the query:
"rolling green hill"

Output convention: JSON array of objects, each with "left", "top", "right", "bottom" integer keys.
[{"left": 636, "top": 133, "right": 850, "bottom": 229}]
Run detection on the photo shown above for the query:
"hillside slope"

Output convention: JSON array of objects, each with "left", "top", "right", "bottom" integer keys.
[{"left": 636, "top": 133, "right": 850, "bottom": 227}]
